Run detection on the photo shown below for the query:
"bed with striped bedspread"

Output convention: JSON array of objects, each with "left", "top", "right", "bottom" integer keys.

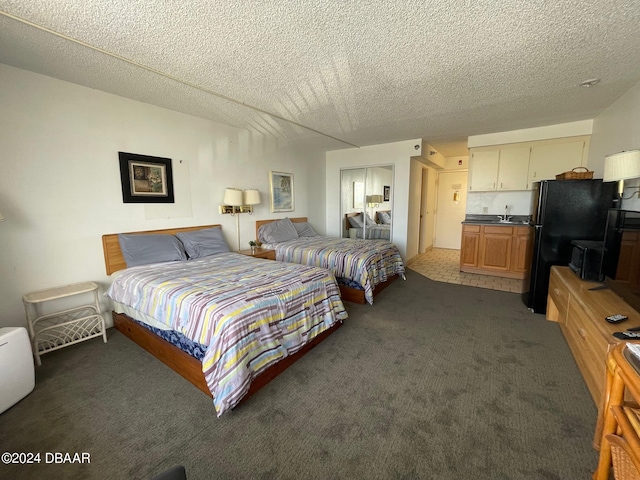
[
  {"left": 106, "top": 252, "right": 347, "bottom": 416},
  {"left": 352, "top": 224, "right": 391, "bottom": 240},
  {"left": 261, "top": 236, "right": 405, "bottom": 305}
]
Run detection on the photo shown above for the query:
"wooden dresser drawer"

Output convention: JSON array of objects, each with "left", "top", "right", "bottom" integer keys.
[
  {"left": 565, "top": 299, "right": 609, "bottom": 401},
  {"left": 548, "top": 271, "right": 569, "bottom": 322}
]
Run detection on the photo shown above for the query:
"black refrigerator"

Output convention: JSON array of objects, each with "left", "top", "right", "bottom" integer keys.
[{"left": 522, "top": 179, "right": 617, "bottom": 314}]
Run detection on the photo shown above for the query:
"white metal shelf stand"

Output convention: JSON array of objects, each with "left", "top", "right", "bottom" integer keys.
[{"left": 23, "top": 281, "right": 107, "bottom": 366}]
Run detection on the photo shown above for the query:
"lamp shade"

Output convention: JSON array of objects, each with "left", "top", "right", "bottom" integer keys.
[
  {"left": 367, "top": 194, "right": 384, "bottom": 204},
  {"left": 243, "top": 189, "right": 261, "bottom": 205},
  {"left": 223, "top": 188, "right": 243, "bottom": 206},
  {"left": 603, "top": 150, "right": 640, "bottom": 181}
]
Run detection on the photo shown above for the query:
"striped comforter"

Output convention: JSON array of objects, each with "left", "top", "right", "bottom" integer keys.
[
  {"left": 106, "top": 253, "right": 347, "bottom": 416},
  {"left": 263, "top": 236, "right": 405, "bottom": 304},
  {"left": 353, "top": 225, "right": 391, "bottom": 240}
]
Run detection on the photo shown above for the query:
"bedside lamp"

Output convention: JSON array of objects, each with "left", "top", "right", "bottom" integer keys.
[
  {"left": 222, "top": 188, "right": 244, "bottom": 214},
  {"left": 603, "top": 149, "right": 640, "bottom": 201},
  {"left": 243, "top": 189, "right": 261, "bottom": 211},
  {"left": 222, "top": 188, "right": 244, "bottom": 251},
  {"left": 220, "top": 188, "right": 261, "bottom": 251},
  {"left": 366, "top": 195, "right": 384, "bottom": 208},
  {"left": 366, "top": 194, "right": 384, "bottom": 222}
]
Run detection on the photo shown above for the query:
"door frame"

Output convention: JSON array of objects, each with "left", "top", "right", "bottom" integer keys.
[{"left": 433, "top": 168, "right": 468, "bottom": 249}]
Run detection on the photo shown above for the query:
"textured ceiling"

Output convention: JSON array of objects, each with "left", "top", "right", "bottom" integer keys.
[{"left": 1, "top": 1, "right": 640, "bottom": 157}]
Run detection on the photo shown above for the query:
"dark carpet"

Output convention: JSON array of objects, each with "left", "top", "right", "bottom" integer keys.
[{"left": 0, "top": 270, "right": 598, "bottom": 479}]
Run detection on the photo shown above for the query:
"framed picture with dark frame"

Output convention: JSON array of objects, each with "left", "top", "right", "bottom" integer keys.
[
  {"left": 383, "top": 185, "right": 390, "bottom": 202},
  {"left": 119, "top": 152, "right": 174, "bottom": 203}
]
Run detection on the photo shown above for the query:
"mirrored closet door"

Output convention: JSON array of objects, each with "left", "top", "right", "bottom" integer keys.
[{"left": 340, "top": 166, "right": 394, "bottom": 241}]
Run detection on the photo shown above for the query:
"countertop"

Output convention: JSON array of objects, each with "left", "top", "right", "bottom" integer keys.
[{"left": 461, "top": 214, "right": 531, "bottom": 226}]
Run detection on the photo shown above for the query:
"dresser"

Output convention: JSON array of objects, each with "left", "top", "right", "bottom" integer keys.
[{"left": 546, "top": 266, "right": 640, "bottom": 405}]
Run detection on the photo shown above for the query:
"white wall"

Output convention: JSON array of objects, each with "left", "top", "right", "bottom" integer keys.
[
  {"left": 326, "top": 139, "right": 422, "bottom": 259},
  {"left": 0, "top": 64, "right": 324, "bottom": 329},
  {"left": 466, "top": 191, "right": 532, "bottom": 216},
  {"left": 407, "top": 158, "right": 425, "bottom": 259},
  {"left": 444, "top": 155, "right": 469, "bottom": 170},
  {"left": 423, "top": 167, "right": 437, "bottom": 252},
  {"left": 588, "top": 80, "right": 640, "bottom": 211}
]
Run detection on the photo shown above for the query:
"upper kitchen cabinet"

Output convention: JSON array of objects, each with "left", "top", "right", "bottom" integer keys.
[
  {"left": 527, "top": 136, "right": 590, "bottom": 188},
  {"left": 497, "top": 146, "right": 531, "bottom": 191},
  {"left": 468, "top": 149, "right": 500, "bottom": 191},
  {"left": 468, "top": 145, "right": 529, "bottom": 192},
  {"left": 468, "top": 135, "right": 591, "bottom": 192}
]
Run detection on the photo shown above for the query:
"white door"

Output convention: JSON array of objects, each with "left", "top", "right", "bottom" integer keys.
[{"left": 434, "top": 170, "right": 468, "bottom": 249}]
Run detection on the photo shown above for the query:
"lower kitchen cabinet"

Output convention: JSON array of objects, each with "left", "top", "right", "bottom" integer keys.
[{"left": 460, "top": 224, "right": 532, "bottom": 279}]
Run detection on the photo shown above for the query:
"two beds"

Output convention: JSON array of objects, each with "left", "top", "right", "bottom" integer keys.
[
  {"left": 256, "top": 217, "right": 405, "bottom": 305},
  {"left": 102, "top": 225, "right": 347, "bottom": 416}
]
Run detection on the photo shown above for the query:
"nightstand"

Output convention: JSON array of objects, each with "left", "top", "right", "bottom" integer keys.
[
  {"left": 23, "top": 281, "right": 107, "bottom": 366},
  {"left": 237, "top": 247, "right": 276, "bottom": 261}
]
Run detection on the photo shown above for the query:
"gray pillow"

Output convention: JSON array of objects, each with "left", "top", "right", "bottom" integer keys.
[
  {"left": 258, "top": 218, "right": 299, "bottom": 244},
  {"left": 175, "top": 227, "right": 230, "bottom": 259},
  {"left": 293, "top": 222, "right": 318, "bottom": 237},
  {"left": 118, "top": 233, "right": 187, "bottom": 268},
  {"left": 378, "top": 211, "right": 391, "bottom": 225},
  {"left": 364, "top": 213, "right": 376, "bottom": 226},
  {"left": 348, "top": 215, "right": 363, "bottom": 228}
]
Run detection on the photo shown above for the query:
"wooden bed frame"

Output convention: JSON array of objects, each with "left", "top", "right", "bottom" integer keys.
[
  {"left": 102, "top": 224, "right": 342, "bottom": 406},
  {"left": 255, "top": 217, "right": 398, "bottom": 304}
]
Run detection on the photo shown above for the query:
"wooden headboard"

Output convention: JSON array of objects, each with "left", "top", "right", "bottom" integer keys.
[
  {"left": 255, "top": 217, "right": 307, "bottom": 242},
  {"left": 102, "top": 224, "right": 220, "bottom": 275}
]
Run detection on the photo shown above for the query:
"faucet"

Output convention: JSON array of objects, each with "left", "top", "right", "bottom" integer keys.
[{"left": 498, "top": 205, "right": 512, "bottom": 222}]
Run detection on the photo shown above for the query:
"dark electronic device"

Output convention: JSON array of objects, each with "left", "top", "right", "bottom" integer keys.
[
  {"left": 605, "top": 314, "right": 628, "bottom": 324},
  {"left": 601, "top": 209, "right": 640, "bottom": 315},
  {"left": 569, "top": 239, "right": 604, "bottom": 282}
]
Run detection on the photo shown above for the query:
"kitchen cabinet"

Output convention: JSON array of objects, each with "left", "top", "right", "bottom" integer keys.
[
  {"left": 498, "top": 146, "right": 531, "bottom": 191},
  {"left": 512, "top": 228, "right": 533, "bottom": 274},
  {"left": 460, "top": 224, "right": 532, "bottom": 279},
  {"left": 460, "top": 225, "right": 481, "bottom": 267},
  {"left": 468, "top": 146, "right": 530, "bottom": 192},
  {"left": 468, "top": 149, "right": 500, "bottom": 191},
  {"left": 479, "top": 226, "right": 514, "bottom": 272},
  {"left": 468, "top": 135, "right": 591, "bottom": 192},
  {"left": 526, "top": 136, "right": 590, "bottom": 188}
]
